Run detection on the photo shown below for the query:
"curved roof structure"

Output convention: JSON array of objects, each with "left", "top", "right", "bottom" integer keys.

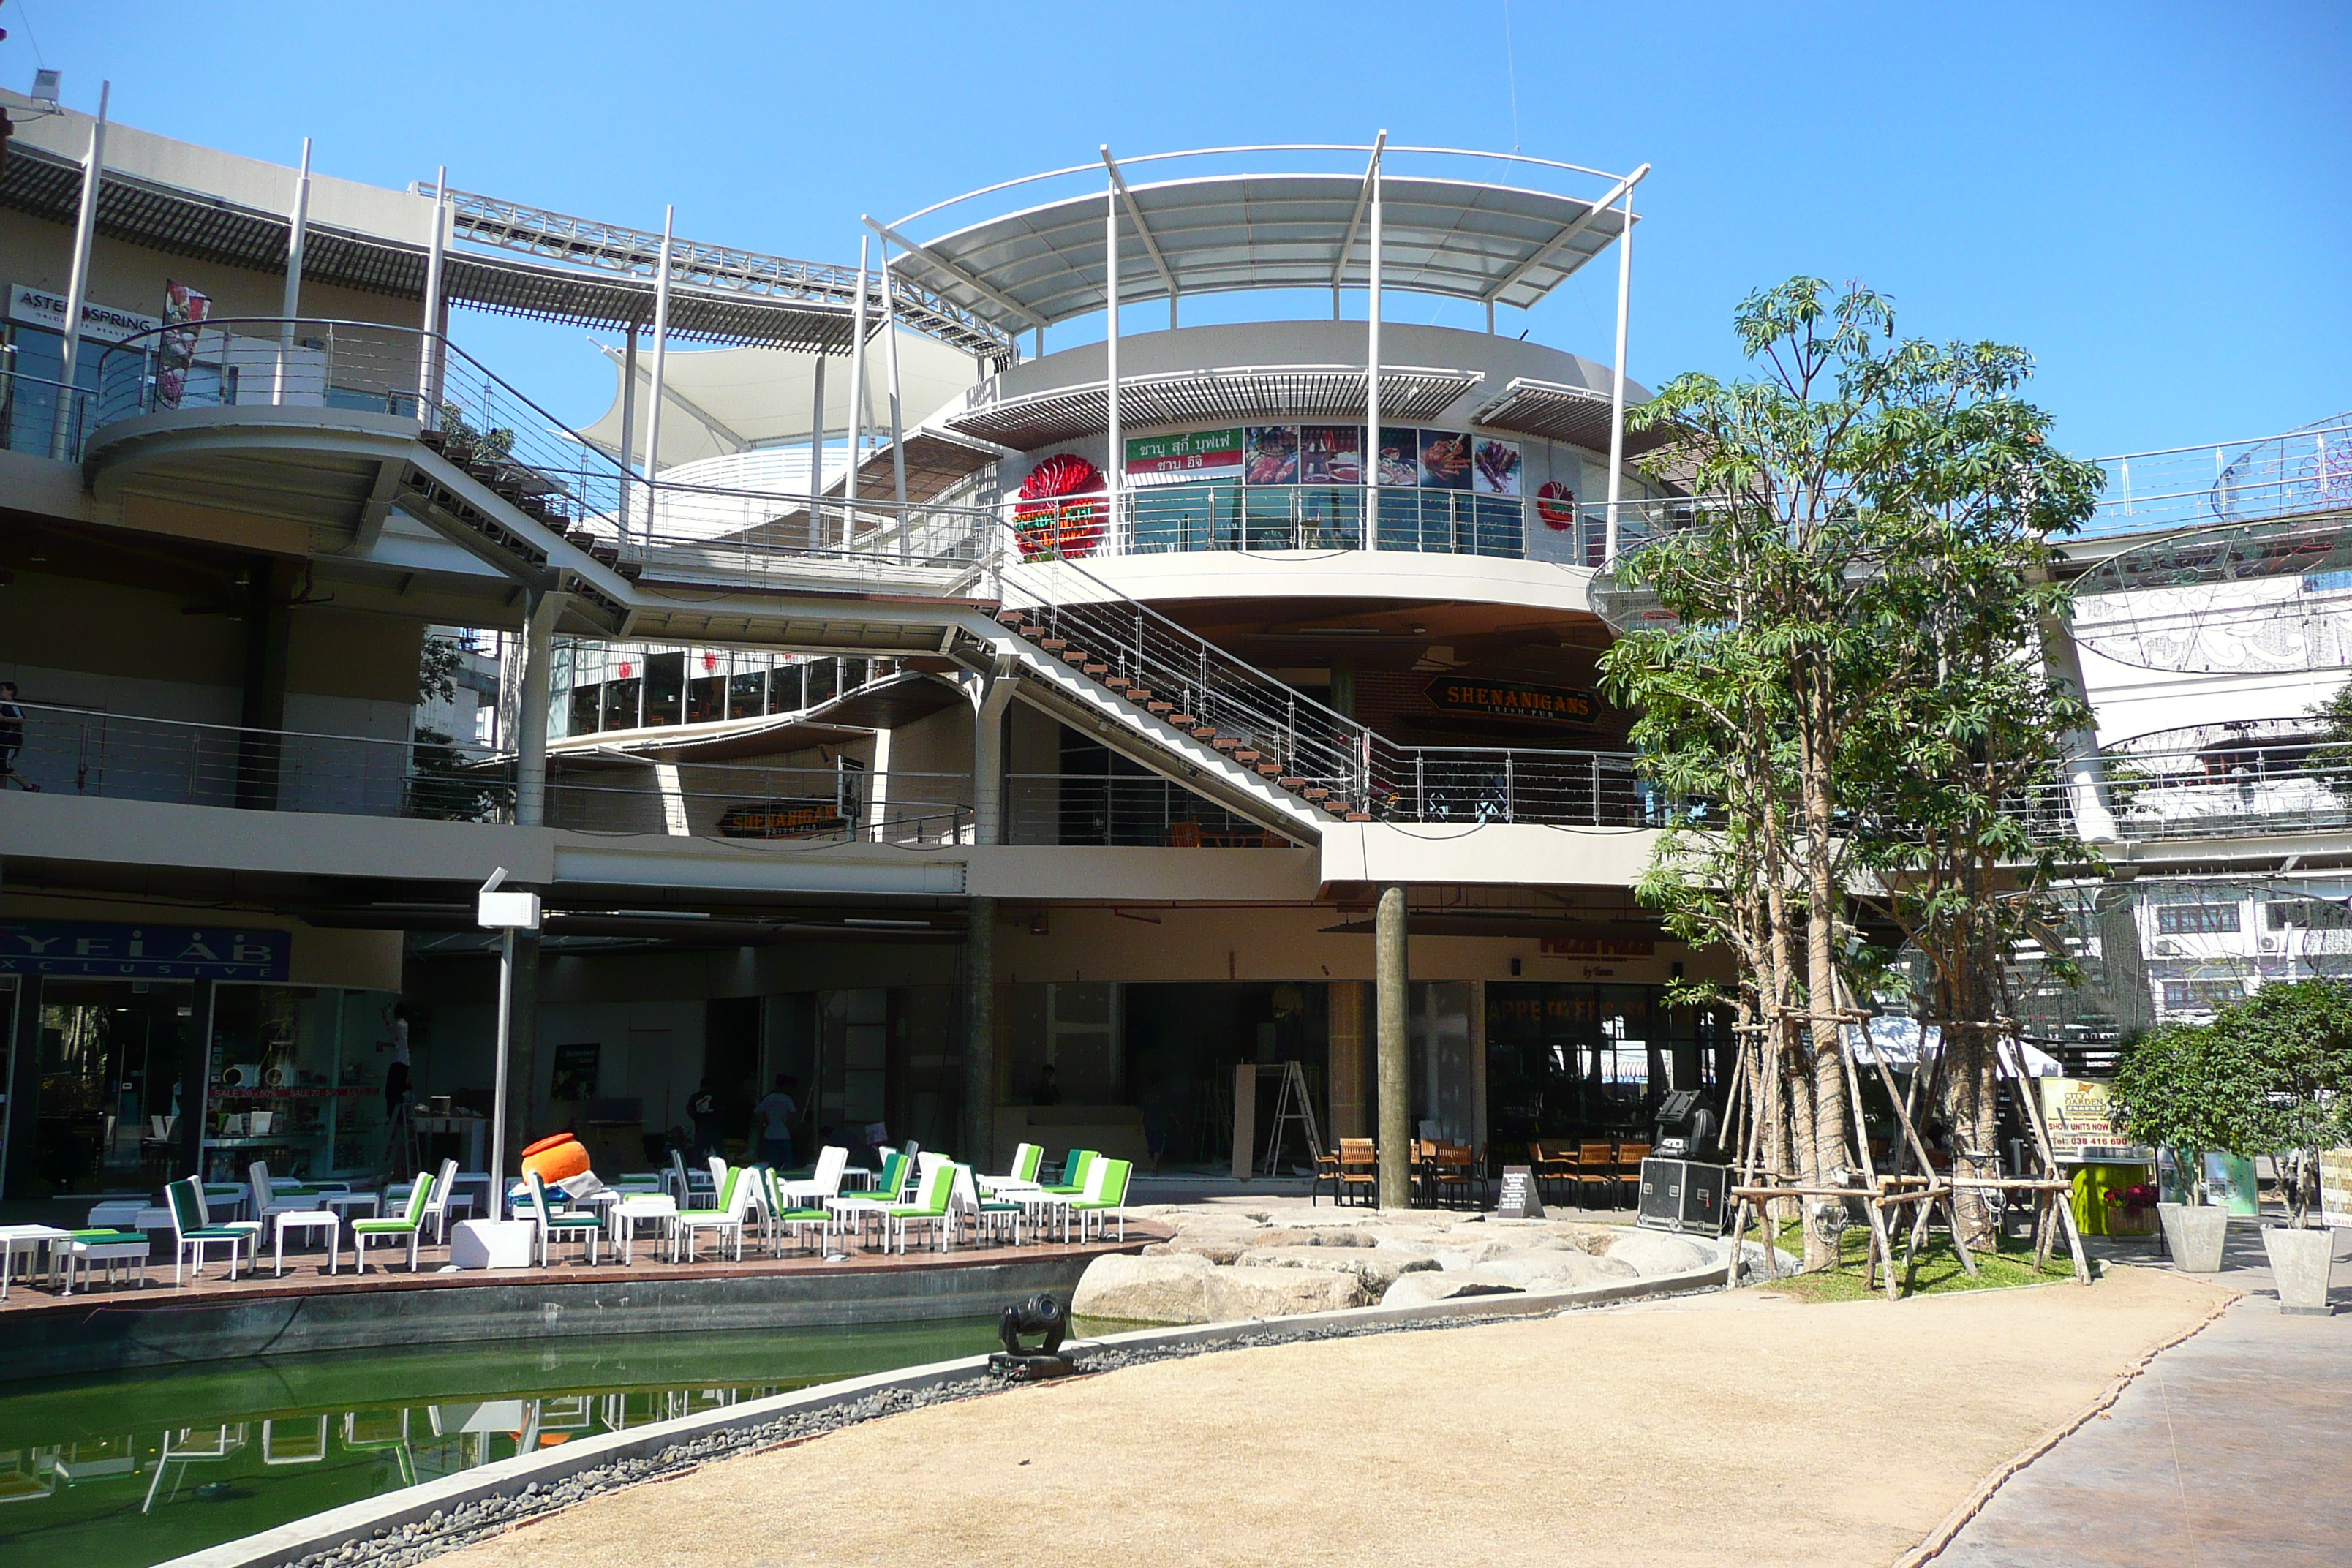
[{"left": 876, "top": 146, "right": 1641, "bottom": 335}]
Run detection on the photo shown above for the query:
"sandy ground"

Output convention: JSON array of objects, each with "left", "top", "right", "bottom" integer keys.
[{"left": 448, "top": 1266, "right": 2232, "bottom": 1568}]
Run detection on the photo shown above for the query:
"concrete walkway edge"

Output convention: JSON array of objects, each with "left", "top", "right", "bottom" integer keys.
[
  {"left": 1893, "top": 1284, "right": 2242, "bottom": 1566},
  {"left": 154, "top": 1258, "right": 1746, "bottom": 1568}
]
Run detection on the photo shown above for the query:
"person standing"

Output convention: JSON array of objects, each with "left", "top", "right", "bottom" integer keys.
[
  {"left": 383, "top": 1002, "right": 413, "bottom": 1116},
  {"left": 688, "top": 1079, "right": 720, "bottom": 1159},
  {"left": 751, "top": 1074, "right": 799, "bottom": 1169},
  {"left": 0, "top": 682, "right": 37, "bottom": 791}
]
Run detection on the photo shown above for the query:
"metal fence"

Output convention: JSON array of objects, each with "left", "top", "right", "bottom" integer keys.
[
  {"left": 544, "top": 758, "right": 969, "bottom": 845},
  {"left": 2089, "top": 416, "right": 2352, "bottom": 538},
  {"left": 0, "top": 366, "right": 96, "bottom": 461},
  {"left": 91, "top": 318, "right": 998, "bottom": 587},
  {"left": 1, "top": 701, "right": 515, "bottom": 822}
]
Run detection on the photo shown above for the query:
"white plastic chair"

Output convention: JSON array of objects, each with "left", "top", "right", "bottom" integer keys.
[{"left": 675, "top": 1165, "right": 754, "bottom": 1262}]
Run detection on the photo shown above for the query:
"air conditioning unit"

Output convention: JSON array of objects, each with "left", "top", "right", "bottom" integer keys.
[
  {"left": 2152, "top": 938, "right": 2182, "bottom": 957},
  {"left": 2259, "top": 936, "right": 2284, "bottom": 954}
]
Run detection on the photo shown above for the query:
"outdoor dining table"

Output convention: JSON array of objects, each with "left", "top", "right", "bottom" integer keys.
[
  {"left": 0, "top": 1224, "right": 72, "bottom": 1300},
  {"left": 320, "top": 1191, "right": 382, "bottom": 1224}
]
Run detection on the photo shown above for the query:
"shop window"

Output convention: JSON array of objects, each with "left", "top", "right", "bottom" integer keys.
[
  {"left": 2157, "top": 902, "right": 2240, "bottom": 935},
  {"left": 687, "top": 658, "right": 725, "bottom": 723},
  {"left": 568, "top": 683, "right": 601, "bottom": 736},
  {"left": 771, "top": 663, "right": 806, "bottom": 713},
  {"left": 601, "top": 676, "right": 642, "bottom": 731},
  {"left": 727, "top": 668, "right": 767, "bottom": 717},
  {"left": 804, "top": 658, "right": 838, "bottom": 708},
  {"left": 642, "top": 652, "right": 685, "bottom": 728}
]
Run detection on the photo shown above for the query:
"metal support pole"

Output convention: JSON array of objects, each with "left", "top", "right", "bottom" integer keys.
[
  {"left": 617, "top": 325, "right": 638, "bottom": 536},
  {"left": 878, "top": 240, "right": 909, "bottom": 535},
  {"left": 1604, "top": 183, "right": 1635, "bottom": 562},
  {"left": 963, "top": 894, "right": 997, "bottom": 1172},
  {"left": 514, "top": 590, "right": 563, "bottom": 826},
  {"left": 417, "top": 165, "right": 448, "bottom": 425},
  {"left": 55, "top": 81, "right": 108, "bottom": 461},
  {"left": 489, "top": 927, "right": 515, "bottom": 1211},
  {"left": 806, "top": 351, "right": 826, "bottom": 549},
  {"left": 281, "top": 137, "right": 312, "bottom": 333},
  {"left": 1364, "top": 137, "right": 1384, "bottom": 553},
  {"left": 1104, "top": 180, "right": 1122, "bottom": 552},
  {"left": 642, "top": 205, "right": 676, "bottom": 551},
  {"left": 1376, "top": 881, "right": 1411, "bottom": 1208},
  {"left": 845, "top": 236, "right": 871, "bottom": 549}
]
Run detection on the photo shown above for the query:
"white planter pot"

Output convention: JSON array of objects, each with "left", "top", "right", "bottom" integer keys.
[
  {"left": 2157, "top": 1201, "right": 2229, "bottom": 1274},
  {"left": 2261, "top": 1225, "right": 2337, "bottom": 1316}
]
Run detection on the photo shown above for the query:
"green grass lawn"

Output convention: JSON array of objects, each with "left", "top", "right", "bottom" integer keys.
[{"left": 1748, "top": 1216, "right": 2083, "bottom": 1303}]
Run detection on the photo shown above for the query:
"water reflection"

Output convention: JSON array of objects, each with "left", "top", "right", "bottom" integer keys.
[{"left": 0, "top": 1319, "right": 995, "bottom": 1568}]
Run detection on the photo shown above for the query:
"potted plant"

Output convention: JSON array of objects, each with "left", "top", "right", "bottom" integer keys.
[
  {"left": 2108, "top": 1019, "right": 2258, "bottom": 1273},
  {"left": 2225, "top": 980, "right": 2352, "bottom": 1315}
]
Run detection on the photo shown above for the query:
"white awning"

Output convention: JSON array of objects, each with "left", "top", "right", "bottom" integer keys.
[{"left": 577, "top": 332, "right": 981, "bottom": 470}]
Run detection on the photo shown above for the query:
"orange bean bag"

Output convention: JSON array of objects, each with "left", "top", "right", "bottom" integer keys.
[{"left": 520, "top": 1133, "right": 590, "bottom": 1185}]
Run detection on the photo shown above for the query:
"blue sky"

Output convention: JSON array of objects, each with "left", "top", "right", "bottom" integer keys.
[{"left": 11, "top": 1, "right": 2346, "bottom": 457}]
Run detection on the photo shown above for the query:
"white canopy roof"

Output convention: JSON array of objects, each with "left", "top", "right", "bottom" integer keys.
[
  {"left": 578, "top": 331, "right": 981, "bottom": 471},
  {"left": 1844, "top": 1017, "right": 2063, "bottom": 1077}
]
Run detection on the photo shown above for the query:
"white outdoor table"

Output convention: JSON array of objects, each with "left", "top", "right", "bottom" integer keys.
[
  {"left": 272, "top": 1210, "right": 341, "bottom": 1276},
  {"left": 320, "top": 1191, "right": 382, "bottom": 1223},
  {"left": 0, "top": 1225, "right": 71, "bottom": 1300},
  {"left": 611, "top": 1194, "right": 679, "bottom": 1263},
  {"left": 449, "top": 1218, "right": 535, "bottom": 1270},
  {"left": 1015, "top": 1191, "right": 1075, "bottom": 1243},
  {"left": 64, "top": 1235, "right": 152, "bottom": 1294}
]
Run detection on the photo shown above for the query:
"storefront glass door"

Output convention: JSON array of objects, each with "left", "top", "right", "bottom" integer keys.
[{"left": 29, "top": 980, "right": 194, "bottom": 1194}]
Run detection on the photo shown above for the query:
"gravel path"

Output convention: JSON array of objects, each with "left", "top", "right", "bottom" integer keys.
[{"left": 429, "top": 1265, "right": 2230, "bottom": 1568}]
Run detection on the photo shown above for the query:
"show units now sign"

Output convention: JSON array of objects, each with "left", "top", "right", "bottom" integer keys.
[
  {"left": 1422, "top": 677, "right": 1592, "bottom": 725},
  {"left": 0, "top": 920, "right": 292, "bottom": 981}
]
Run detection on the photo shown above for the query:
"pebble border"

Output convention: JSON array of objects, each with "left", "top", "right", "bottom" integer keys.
[{"left": 162, "top": 1252, "right": 1764, "bottom": 1568}]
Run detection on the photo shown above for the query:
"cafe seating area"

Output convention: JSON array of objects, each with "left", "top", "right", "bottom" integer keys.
[{"left": 1313, "top": 1136, "right": 1656, "bottom": 1212}]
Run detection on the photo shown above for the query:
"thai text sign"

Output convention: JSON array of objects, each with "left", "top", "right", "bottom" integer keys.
[
  {"left": 1125, "top": 428, "right": 1243, "bottom": 484},
  {"left": 0, "top": 919, "right": 291, "bottom": 980},
  {"left": 1423, "top": 677, "right": 1592, "bottom": 724}
]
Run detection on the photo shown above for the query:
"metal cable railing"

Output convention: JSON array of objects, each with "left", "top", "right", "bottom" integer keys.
[
  {"left": 0, "top": 365, "right": 97, "bottom": 461},
  {"left": 545, "top": 758, "right": 970, "bottom": 845},
  {"left": 2089, "top": 416, "right": 2352, "bottom": 538},
  {"left": 91, "top": 318, "right": 998, "bottom": 588}
]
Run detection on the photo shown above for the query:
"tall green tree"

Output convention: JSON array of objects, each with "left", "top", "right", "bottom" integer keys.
[{"left": 1602, "top": 278, "right": 2102, "bottom": 1265}]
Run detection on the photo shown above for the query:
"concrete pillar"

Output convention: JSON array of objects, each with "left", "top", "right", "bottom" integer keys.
[
  {"left": 1375, "top": 883, "right": 1410, "bottom": 1207},
  {"left": 235, "top": 558, "right": 291, "bottom": 812},
  {"left": 963, "top": 894, "right": 996, "bottom": 1169},
  {"left": 970, "top": 659, "right": 1016, "bottom": 845},
  {"left": 1468, "top": 979, "right": 1488, "bottom": 1154},
  {"left": 1, "top": 974, "right": 43, "bottom": 1198},
  {"left": 514, "top": 591, "right": 564, "bottom": 827},
  {"left": 1326, "top": 980, "right": 1370, "bottom": 1139},
  {"left": 503, "top": 930, "right": 540, "bottom": 1172}
]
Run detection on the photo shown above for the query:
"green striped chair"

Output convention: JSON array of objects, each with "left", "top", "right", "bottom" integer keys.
[
  {"left": 1041, "top": 1150, "right": 1098, "bottom": 1197},
  {"left": 760, "top": 1167, "right": 837, "bottom": 1256},
  {"left": 353, "top": 1170, "right": 436, "bottom": 1273},
  {"left": 1068, "top": 1158, "right": 1134, "bottom": 1242},
  {"left": 881, "top": 1161, "right": 957, "bottom": 1254},
  {"left": 167, "top": 1177, "right": 251, "bottom": 1284},
  {"left": 521, "top": 1170, "right": 603, "bottom": 1266}
]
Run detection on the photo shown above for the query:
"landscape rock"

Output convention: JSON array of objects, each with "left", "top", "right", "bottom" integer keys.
[
  {"left": 1603, "top": 1231, "right": 1715, "bottom": 1278},
  {"left": 1233, "top": 1245, "right": 1438, "bottom": 1294},
  {"left": 1071, "top": 1252, "right": 1218, "bottom": 1322},
  {"left": 1154, "top": 1236, "right": 1254, "bottom": 1264},
  {"left": 1378, "top": 1270, "right": 1526, "bottom": 1308},
  {"left": 1471, "top": 1251, "right": 1640, "bottom": 1292},
  {"left": 1206, "top": 1264, "right": 1370, "bottom": 1318}
]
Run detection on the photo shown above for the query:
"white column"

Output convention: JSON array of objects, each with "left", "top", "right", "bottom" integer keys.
[
  {"left": 1364, "top": 151, "right": 1382, "bottom": 552},
  {"left": 281, "top": 137, "right": 313, "bottom": 330},
  {"left": 844, "top": 235, "right": 871, "bottom": 551},
  {"left": 878, "top": 241, "right": 909, "bottom": 532},
  {"left": 617, "top": 324, "right": 638, "bottom": 537},
  {"left": 1104, "top": 181, "right": 1122, "bottom": 552},
  {"left": 1605, "top": 184, "right": 1634, "bottom": 562},
  {"left": 806, "top": 351, "right": 826, "bottom": 550},
  {"left": 54, "top": 81, "right": 108, "bottom": 460},
  {"left": 416, "top": 165, "right": 448, "bottom": 427},
  {"left": 514, "top": 589, "right": 564, "bottom": 828},
  {"left": 641, "top": 205, "right": 676, "bottom": 552}
]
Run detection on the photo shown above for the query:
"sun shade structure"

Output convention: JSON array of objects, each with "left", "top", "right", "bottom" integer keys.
[
  {"left": 942, "top": 364, "right": 1484, "bottom": 448},
  {"left": 1472, "top": 377, "right": 1676, "bottom": 458},
  {"left": 876, "top": 146, "right": 1642, "bottom": 333}
]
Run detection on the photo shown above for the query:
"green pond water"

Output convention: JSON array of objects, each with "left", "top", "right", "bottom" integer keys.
[{"left": 0, "top": 1318, "right": 1001, "bottom": 1568}]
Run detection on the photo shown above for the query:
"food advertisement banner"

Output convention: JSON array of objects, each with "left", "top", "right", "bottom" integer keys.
[
  {"left": 2323, "top": 1146, "right": 2352, "bottom": 1229},
  {"left": 1125, "top": 428, "right": 1243, "bottom": 484},
  {"left": 2038, "top": 1077, "right": 2152, "bottom": 1162},
  {"left": 1300, "top": 425, "right": 1360, "bottom": 485},
  {"left": 1245, "top": 426, "right": 1300, "bottom": 484}
]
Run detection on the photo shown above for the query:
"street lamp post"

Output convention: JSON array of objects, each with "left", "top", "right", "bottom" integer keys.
[{"left": 477, "top": 867, "right": 542, "bottom": 1214}]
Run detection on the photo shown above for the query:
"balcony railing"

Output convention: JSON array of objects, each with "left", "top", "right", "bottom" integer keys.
[
  {"left": 91, "top": 318, "right": 999, "bottom": 589},
  {"left": 1006, "top": 772, "right": 1298, "bottom": 847},
  {"left": 1, "top": 701, "right": 516, "bottom": 822},
  {"left": 546, "top": 758, "right": 969, "bottom": 846},
  {"left": 0, "top": 366, "right": 96, "bottom": 462},
  {"left": 2088, "top": 415, "right": 2352, "bottom": 538}
]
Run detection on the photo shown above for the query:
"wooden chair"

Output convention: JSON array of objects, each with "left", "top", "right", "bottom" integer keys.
[
  {"left": 1614, "top": 1142, "right": 1652, "bottom": 1207},
  {"left": 1411, "top": 1140, "right": 1444, "bottom": 1207},
  {"left": 1529, "top": 1141, "right": 1575, "bottom": 1204},
  {"left": 1573, "top": 1141, "right": 1617, "bottom": 1210},
  {"left": 1432, "top": 1142, "right": 1482, "bottom": 1209},
  {"left": 1334, "top": 1139, "right": 1379, "bottom": 1207}
]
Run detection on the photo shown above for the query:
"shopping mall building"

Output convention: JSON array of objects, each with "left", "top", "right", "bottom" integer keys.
[{"left": 0, "top": 93, "right": 2342, "bottom": 1196}]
